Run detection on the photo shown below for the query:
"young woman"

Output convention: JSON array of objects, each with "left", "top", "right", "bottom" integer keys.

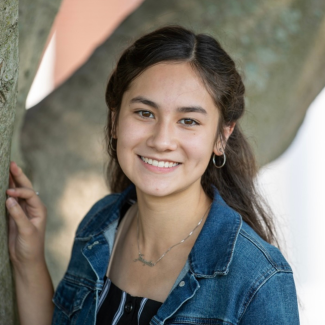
[{"left": 7, "top": 26, "right": 300, "bottom": 325}]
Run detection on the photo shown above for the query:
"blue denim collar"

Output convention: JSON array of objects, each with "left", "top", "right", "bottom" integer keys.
[
  {"left": 189, "top": 189, "right": 242, "bottom": 277},
  {"left": 77, "top": 184, "right": 242, "bottom": 277}
]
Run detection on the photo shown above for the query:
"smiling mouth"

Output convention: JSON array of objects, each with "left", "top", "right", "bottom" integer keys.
[{"left": 140, "top": 156, "right": 180, "bottom": 168}]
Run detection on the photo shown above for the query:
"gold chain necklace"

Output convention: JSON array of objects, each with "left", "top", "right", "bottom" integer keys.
[{"left": 133, "top": 205, "right": 211, "bottom": 267}]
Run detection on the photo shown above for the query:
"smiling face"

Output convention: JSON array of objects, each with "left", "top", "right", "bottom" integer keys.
[{"left": 115, "top": 62, "right": 221, "bottom": 198}]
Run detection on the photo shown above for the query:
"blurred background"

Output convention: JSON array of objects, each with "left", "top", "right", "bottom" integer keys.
[{"left": 18, "top": 0, "right": 325, "bottom": 324}]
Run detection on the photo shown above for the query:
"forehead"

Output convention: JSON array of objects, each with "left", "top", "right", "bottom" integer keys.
[{"left": 122, "top": 62, "right": 217, "bottom": 110}]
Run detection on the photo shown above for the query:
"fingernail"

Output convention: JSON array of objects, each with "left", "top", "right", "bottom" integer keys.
[
  {"left": 7, "top": 197, "right": 17, "bottom": 208},
  {"left": 7, "top": 188, "right": 15, "bottom": 192}
]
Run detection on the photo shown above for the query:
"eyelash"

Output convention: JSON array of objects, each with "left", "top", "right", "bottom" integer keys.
[
  {"left": 135, "top": 110, "right": 200, "bottom": 126},
  {"left": 136, "top": 110, "right": 154, "bottom": 119}
]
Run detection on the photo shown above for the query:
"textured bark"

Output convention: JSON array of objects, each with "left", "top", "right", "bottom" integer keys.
[
  {"left": 22, "top": 0, "right": 325, "bottom": 287},
  {"left": 0, "top": 0, "right": 19, "bottom": 324},
  {"left": 0, "top": 0, "right": 62, "bottom": 322},
  {"left": 11, "top": 0, "right": 62, "bottom": 168}
]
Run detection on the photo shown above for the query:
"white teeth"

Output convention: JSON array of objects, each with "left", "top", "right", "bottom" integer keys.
[{"left": 141, "top": 156, "right": 179, "bottom": 168}]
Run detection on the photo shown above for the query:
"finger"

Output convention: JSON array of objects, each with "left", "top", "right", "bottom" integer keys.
[
  {"left": 10, "top": 161, "right": 33, "bottom": 189},
  {"left": 6, "top": 187, "right": 41, "bottom": 208},
  {"left": 6, "top": 197, "right": 35, "bottom": 235},
  {"left": 8, "top": 173, "right": 18, "bottom": 203},
  {"left": 9, "top": 172, "right": 16, "bottom": 189},
  {"left": 7, "top": 189, "right": 46, "bottom": 228},
  {"left": 7, "top": 179, "right": 18, "bottom": 203}
]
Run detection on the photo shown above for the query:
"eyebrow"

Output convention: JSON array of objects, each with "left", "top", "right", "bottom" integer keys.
[
  {"left": 130, "top": 96, "right": 159, "bottom": 109},
  {"left": 177, "top": 106, "right": 207, "bottom": 115},
  {"left": 130, "top": 96, "right": 207, "bottom": 115}
]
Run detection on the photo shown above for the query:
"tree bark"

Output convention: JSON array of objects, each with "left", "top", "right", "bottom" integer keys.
[
  {"left": 0, "top": 0, "right": 62, "bottom": 322},
  {"left": 22, "top": 0, "right": 325, "bottom": 286},
  {"left": 0, "top": 0, "right": 19, "bottom": 324},
  {"left": 11, "top": 0, "right": 62, "bottom": 168}
]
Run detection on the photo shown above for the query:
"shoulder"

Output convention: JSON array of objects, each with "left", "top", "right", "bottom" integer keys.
[
  {"left": 206, "top": 217, "right": 299, "bottom": 324},
  {"left": 227, "top": 222, "right": 298, "bottom": 323},
  {"left": 229, "top": 220, "right": 293, "bottom": 292},
  {"left": 209, "top": 187, "right": 291, "bottom": 273},
  {"left": 236, "top": 222, "right": 292, "bottom": 273}
]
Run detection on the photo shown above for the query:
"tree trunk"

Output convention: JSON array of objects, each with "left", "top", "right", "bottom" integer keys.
[
  {"left": 11, "top": 0, "right": 63, "bottom": 169},
  {"left": 0, "top": 0, "right": 19, "bottom": 324},
  {"left": 0, "top": 0, "right": 62, "bottom": 322}
]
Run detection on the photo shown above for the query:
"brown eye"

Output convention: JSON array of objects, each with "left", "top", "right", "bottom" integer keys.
[
  {"left": 180, "top": 118, "right": 198, "bottom": 126},
  {"left": 138, "top": 110, "right": 154, "bottom": 118}
]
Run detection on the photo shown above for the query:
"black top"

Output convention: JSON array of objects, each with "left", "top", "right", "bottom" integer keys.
[{"left": 96, "top": 276, "right": 162, "bottom": 325}]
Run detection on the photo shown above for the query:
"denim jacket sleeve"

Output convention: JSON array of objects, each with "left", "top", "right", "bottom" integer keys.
[{"left": 239, "top": 271, "right": 300, "bottom": 324}]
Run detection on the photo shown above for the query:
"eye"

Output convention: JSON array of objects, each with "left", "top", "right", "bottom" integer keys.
[
  {"left": 136, "top": 110, "right": 154, "bottom": 119},
  {"left": 179, "top": 118, "right": 199, "bottom": 126}
]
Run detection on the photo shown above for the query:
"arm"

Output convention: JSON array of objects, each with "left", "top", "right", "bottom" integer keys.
[
  {"left": 6, "top": 162, "right": 54, "bottom": 325},
  {"left": 239, "top": 272, "right": 300, "bottom": 325}
]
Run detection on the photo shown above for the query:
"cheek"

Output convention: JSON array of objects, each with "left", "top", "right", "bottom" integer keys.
[
  {"left": 182, "top": 132, "right": 214, "bottom": 165},
  {"left": 117, "top": 118, "right": 140, "bottom": 146},
  {"left": 116, "top": 117, "right": 148, "bottom": 164}
]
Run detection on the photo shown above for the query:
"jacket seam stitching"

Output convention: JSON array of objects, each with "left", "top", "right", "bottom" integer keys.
[
  {"left": 64, "top": 273, "right": 99, "bottom": 290},
  {"left": 81, "top": 294, "right": 94, "bottom": 325},
  {"left": 53, "top": 288, "right": 91, "bottom": 318},
  {"left": 237, "top": 270, "right": 291, "bottom": 323},
  {"left": 214, "top": 211, "right": 242, "bottom": 275},
  {"left": 239, "top": 229, "right": 283, "bottom": 270},
  {"left": 166, "top": 316, "right": 235, "bottom": 325}
]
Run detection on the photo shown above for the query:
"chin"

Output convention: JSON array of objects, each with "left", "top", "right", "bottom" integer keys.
[{"left": 135, "top": 180, "right": 178, "bottom": 198}]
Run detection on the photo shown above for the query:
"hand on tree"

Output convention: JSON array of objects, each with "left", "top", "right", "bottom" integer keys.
[{"left": 6, "top": 161, "right": 47, "bottom": 270}]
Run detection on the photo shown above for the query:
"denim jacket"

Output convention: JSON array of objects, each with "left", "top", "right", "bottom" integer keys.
[{"left": 52, "top": 185, "right": 300, "bottom": 325}]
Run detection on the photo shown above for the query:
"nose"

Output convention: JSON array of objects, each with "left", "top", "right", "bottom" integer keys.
[{"left": 146, "top": 120, "right": 178, "bottom": 152}]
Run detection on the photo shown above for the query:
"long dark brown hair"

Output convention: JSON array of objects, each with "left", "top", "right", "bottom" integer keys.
[{"left": 104, "top": 26, "right": 277, "bottom": 245}]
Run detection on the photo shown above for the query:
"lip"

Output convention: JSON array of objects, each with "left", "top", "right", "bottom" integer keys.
[{"left": 138, "top": 155, "right": 181, "bottom": 173}]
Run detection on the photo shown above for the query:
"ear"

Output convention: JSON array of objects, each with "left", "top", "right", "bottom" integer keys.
[{"left": 213, "top": 122, "right": 236, "bottom": 156}]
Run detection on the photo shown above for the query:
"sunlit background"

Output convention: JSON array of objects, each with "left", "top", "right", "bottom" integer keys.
[
  {"left": 259, "top": 88, "right": 325, "bottom": 324},
  {"left": 25, "top": 0, "right": 325, "bottom": 323}
]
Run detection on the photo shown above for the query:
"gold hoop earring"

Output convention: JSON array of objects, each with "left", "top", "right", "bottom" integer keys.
[
  {"left": 109, "top": 137, "right": 116, "bottom": 152},
  {"left": 212, "top": 152, "right": 226, "bottom": 168}
]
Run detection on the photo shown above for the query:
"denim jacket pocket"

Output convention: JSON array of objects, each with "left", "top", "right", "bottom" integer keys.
[{"left": 52, "top": 278, "right": 91, "bottom": 319}]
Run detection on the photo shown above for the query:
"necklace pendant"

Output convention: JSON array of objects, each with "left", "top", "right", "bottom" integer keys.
[{"left": 134, "top": 253, "right": 155, "bottom": 267}]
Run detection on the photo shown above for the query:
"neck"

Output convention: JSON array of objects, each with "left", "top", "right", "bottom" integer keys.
[{"left": 134, "top": 182, "right": 212, "bottom": 255}]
